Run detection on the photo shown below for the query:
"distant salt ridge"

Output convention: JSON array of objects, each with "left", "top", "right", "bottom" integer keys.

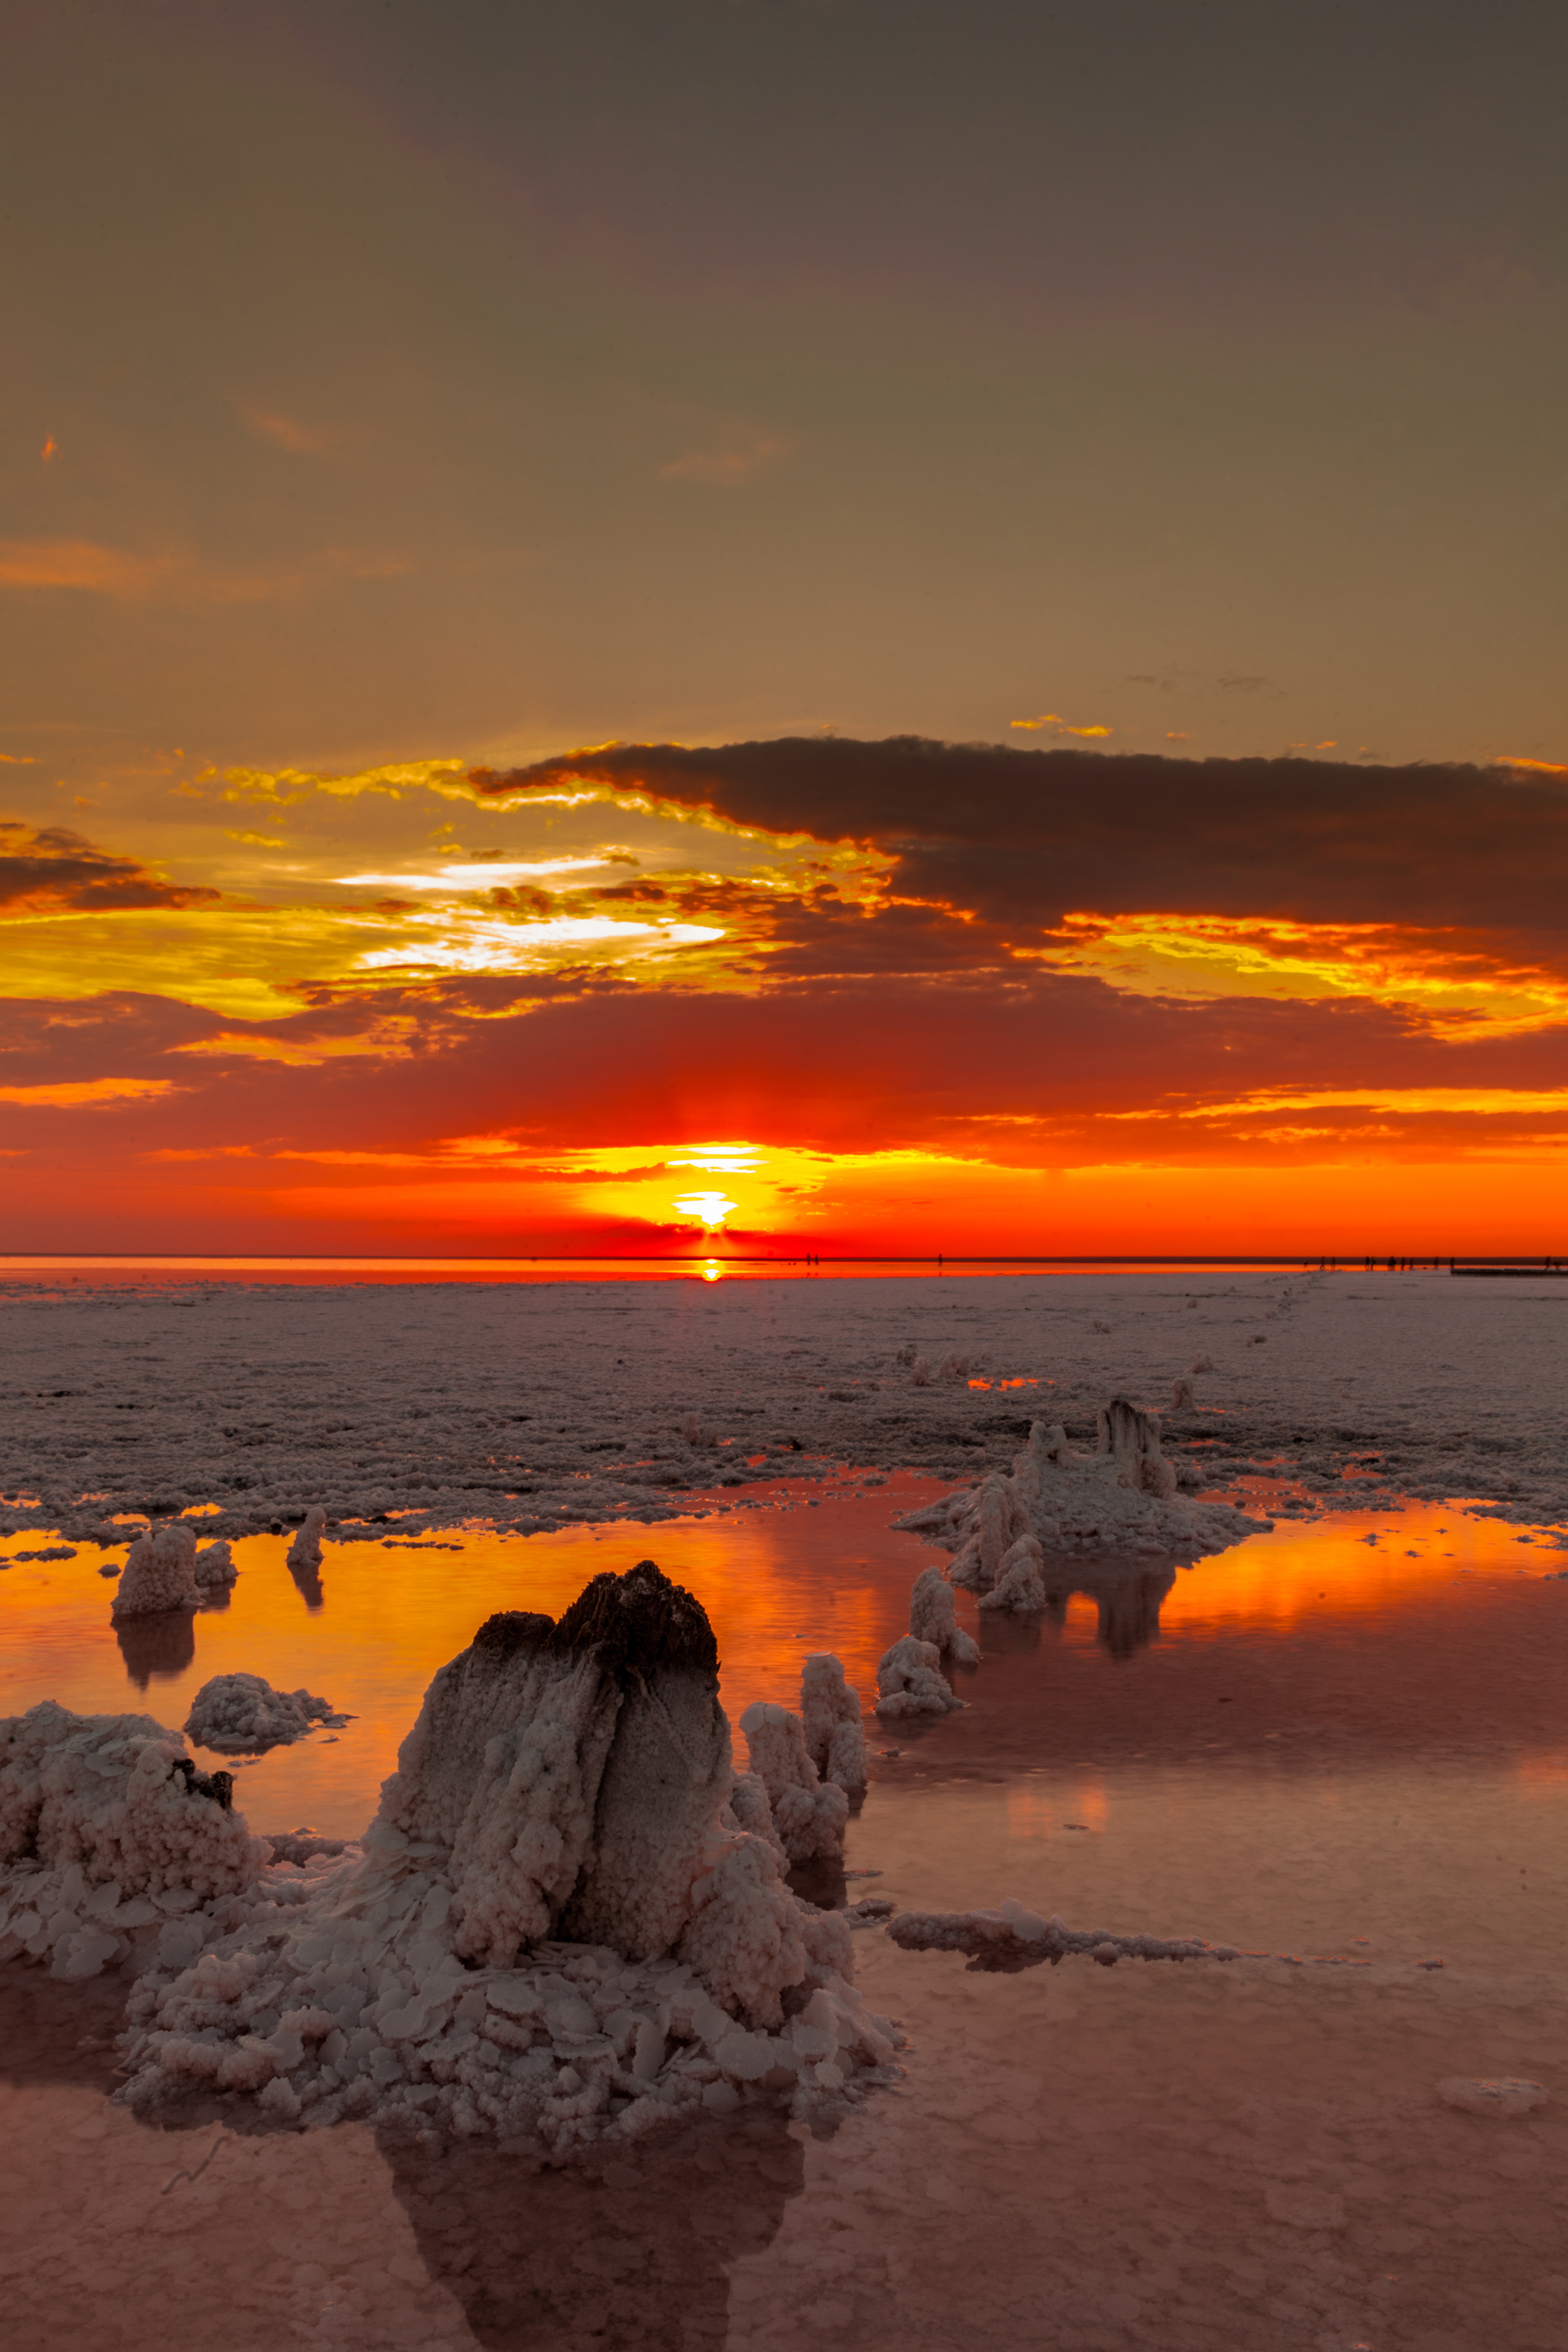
[
  {"left": 3, "top": 1269, "right": 1564, "bottom": 1547},
  {"left": 895, "top": 1400, "right": 1269, "bottom": 1574}
]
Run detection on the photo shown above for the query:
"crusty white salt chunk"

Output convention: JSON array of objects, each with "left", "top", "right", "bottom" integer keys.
[
  {"left": 184, "top": 1674, "right": 342, "bottom": 1754},
  {"left": 738, "top": 1701, "right": 848, "bottom": 1862},
  {"left": 874, "top": 1636, "right": 961, "bottom": 1720},
  {"left": 726, "top": 1769, "right": 788, "bottom": 1861},
  {"left": 978, "top": 1535, "right": 1047, "bottom": 1614},
  {"left": 908, "top": 1566, "right": 981, "bottom": 1663},
  {"left": 285, "top": 1506, "right": 327, "bottom": 1571},
  {"left": 1437, "top": 2077, "right": 1548, "bottom": 2117},
  {"left": 112, "top": 1524, "right": 200, "bottom": 1617},
  {"left": 193, "top": 1541, "right": 237, "bottom": 1587},
  {"left": 0, "top": 1700, "right": 263, "bottom": 1904},
  {"left": 799, "top": 1653, "right": 869, "bottom": 1794}
]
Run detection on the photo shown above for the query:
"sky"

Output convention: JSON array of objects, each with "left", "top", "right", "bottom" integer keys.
[{"left": 2, "top": 0, "right": 1566, "bottom": 1256}]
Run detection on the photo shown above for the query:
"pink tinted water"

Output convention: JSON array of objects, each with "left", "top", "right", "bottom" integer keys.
[{"left": 4, "top": 1485, "right": 1567, "bottom": 2351}]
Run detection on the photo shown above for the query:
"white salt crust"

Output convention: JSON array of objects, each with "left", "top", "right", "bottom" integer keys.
[
  {"left": 3, "top": 1269, "right": 1564, "bottom": 1551},
  {"left": 0, "top": 1571, "right": 902, "bottom": 2149},
  {"left": 738, "top": 1703, "right": 849, "bottom": 1865},
  {"left": 184, "top": 1674, "right": 347, "bottom": 1754},
  {"left": 897, "top": 1407, "right": 1269, "bottom": 1579}
]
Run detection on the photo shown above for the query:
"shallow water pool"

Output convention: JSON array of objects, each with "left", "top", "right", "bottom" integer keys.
[{"left": 3, "top": 1484, "right": 1566, "bottom": 2351}]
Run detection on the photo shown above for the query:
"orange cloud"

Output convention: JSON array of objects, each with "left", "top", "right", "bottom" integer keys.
[
  {"left": 238, "top": 405, "right": 354, "bottom": 458},
  {"left": 659, "top": 420, "right": 792, "bottom": 485},
  {"left": 0, "top": 822, "right": 220, "bottom": 914},
  {"left": 0, "top": 540, "right": 412, "bottom": 605}
]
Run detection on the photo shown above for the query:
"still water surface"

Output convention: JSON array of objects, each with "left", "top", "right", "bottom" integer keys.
[{"left": 3, "top": 1482, "right": 1565, "bottom": 2350}]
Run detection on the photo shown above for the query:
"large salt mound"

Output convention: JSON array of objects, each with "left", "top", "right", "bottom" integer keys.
[
  {"left": 184, "top": 1674, "right": 346, "bottom": 1754},
  {"left": 102, "top": 1561, "right": 900, "bottom": 2146},
  {"left": 899, "top": 1403, "right": 1268, "bottom": 1573},
  {"left": 0, "top": 1701, "right": 265, "bottom": 1981}
]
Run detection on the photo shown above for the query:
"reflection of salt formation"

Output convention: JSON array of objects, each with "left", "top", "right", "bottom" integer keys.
[
  {"left": 800, "top": 1654, "right": 868, "bottom": 1796},
  {"left": 388, "top": 2104, "right": 805, "bottom": 2352},
  {"left": 978, "top": 1534, "right": 1047, "bottom": 1615},
  {"left": 115, "top": 1610, "right": 196, "bottom": 1689},
  {"left": 1090, "top": 1565, "right": 1178, "bottom": 1660},
  {"left": 286, "top": 1506, "right": 327, "bottom": 1572},
  {"left": 0, "top": 1701, "right": 264, "bottom": 1981},
  {"left": 79, "top": 1562, "right": 899, "bottom": 2144},
  {"left": 908, "top": 1565, "right": 981, "bottom": 1662},
  {"left": 738, "top": 1703, "right": 849, "bottom": 1864},
  {"left": 874, "top": 1636, "right": 961, "bottom": 1720},
  {"left": 898, "top": 1407, "right": 1265, "bottom": 1568},
  {"left": 888, "top": 1901, "right": 1242, "bottom": 1972},
  {"left": 184, "top": 1674, "right": 345, "bottom": 1754}
]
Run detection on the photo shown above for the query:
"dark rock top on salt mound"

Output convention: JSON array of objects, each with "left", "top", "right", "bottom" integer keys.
[{"left": 469, "top": 1560, "right": 719, "bottom": 1687}]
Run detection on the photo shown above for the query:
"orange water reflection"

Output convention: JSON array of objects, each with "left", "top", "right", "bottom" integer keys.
[{"left": 2, "top": 1488, "right": 1564, "bottom": 1838}]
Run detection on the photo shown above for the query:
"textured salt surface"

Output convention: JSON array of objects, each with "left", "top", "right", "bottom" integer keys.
[
  {"left": 183, "top": 1674, "right": 347, "bottom": 1754},
  {"left": 2, "top": 1269, "right": 1566, "bottom": 1551},
  {"left": 0, "top": 1565, "right": 902, "bottom": 2151}
]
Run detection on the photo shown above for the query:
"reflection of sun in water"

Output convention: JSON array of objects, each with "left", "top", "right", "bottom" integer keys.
[
  {"left": 702, "top": 1260, "right": 722, "bottom": 1282},
  {"left": 674, "top": 1189, "right": 737, "bottom": 1231}
]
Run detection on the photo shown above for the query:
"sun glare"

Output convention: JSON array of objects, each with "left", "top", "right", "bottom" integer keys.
[{"left": 674, "top": 1189, "right": 738, "bottom": 1231}]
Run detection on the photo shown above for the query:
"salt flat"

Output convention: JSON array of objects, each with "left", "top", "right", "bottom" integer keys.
[{"left": 2, "top": 1268, "right": 1564, "bottom": 1545}]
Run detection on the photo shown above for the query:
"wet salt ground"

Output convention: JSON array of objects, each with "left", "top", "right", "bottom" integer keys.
[{"left": 4, "top": 1483, "right": 1568, "bottom": 2351}]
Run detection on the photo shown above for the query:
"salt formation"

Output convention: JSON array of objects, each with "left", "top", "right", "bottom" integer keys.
[
  {"left": 112, "top": 1523, "right": 202, "bottom": 1617},
  {"left": 874, "top": 1636, "right": 962, "bottom": 1720},
  {"left": 800, "top": 1653, "right": 869, "bottom": 1794},
  {"left": 184, "top": 1674, "right": 345, "bottom": 1754},
  {"left": 956, "top": 1469, "right": 1030, "bottom": 1591},
  {"left": 194, "top": 1539, "right": 237, "bottom": 1586},
  {"left": 978, "top": 1534, "right": 1047, "bottom": 1614},
  {"left": 286, "top": 1506, "right": 327, "bottom": 1572},
  {"left": 888, "top": 1903, "right": 1242, "bottom": 1972},
  {"left": 1097, "top": 1397, "right": 1178, "bottom": 1496},
  {"left": 897, "top": 1407, "right": 1266, "bottom": 1568},
  {"left": 738, "top": 1702, "right": 849, "bottom": 1863},
  {"left": 908, "top": 1565, "right": 981, "bottom": 1661},
  {"left": 1169, "top": 1376, "right": 1196, "bottom": 1411},
  {"left": 1437, "top": 2077, "right": 1548, "bottom": 2119},
  {"left": 67, "top": 1563, "right": 900, "bottom": 2144},
  {"left": 725, "top": 1770, "right": 788, "bottom": 1861},
  {"left": 0, "top": 1701, "right": 263, "bottom": 1981}
]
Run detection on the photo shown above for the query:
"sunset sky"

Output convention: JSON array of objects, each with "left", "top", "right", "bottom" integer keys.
[{"left": 3, "top": 0, "right": 1566, "bottom": 1255}]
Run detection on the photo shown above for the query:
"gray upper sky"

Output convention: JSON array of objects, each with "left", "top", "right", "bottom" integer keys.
[{"left": 3, "top": 0, "right": 1565, "bottom": 807}]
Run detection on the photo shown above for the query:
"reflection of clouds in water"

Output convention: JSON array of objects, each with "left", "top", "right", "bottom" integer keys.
[
  {"left": 1005, "top": 1782, "right": 1108, "bottom": 1840},
  {"left": 384, "top": 2109, "right": 808, "bottom": 2352}
]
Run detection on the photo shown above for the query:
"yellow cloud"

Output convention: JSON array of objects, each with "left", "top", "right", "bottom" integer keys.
[
  {"left": 0, "top": 1077, "right": 176, "bottom": 1106},
  {"left": 1008, "top": 715, "right": 1111, "bottom": 738},
  {"left": 1109, "top": 1087, "right": 1568, "bottom": 1122},
  {"left": 1029, "top": 910, "right": 1568, "bottom": 1039},
  {"left": 171, "top": 1025, "right": 416, "bottom": 1067}
]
